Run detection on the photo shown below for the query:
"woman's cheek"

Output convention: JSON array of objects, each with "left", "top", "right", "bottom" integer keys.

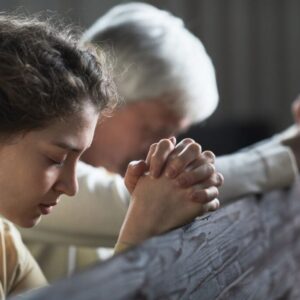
[{"left": 38, "top": 167, "right": 61, "bottom": 192}]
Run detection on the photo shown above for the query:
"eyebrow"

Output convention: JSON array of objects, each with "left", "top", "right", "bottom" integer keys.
[{"left": 53, "top": 141, "right": 83, "bottom": 153}]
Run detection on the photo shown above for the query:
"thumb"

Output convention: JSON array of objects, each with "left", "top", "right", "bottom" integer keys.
[{"left": 124, "top": 160, "right": 148, "bottom": 194}]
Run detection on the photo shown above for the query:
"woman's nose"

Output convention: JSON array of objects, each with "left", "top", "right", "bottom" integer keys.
[{"left": 54, "top": 166, "right": 79, "bottom": 197}]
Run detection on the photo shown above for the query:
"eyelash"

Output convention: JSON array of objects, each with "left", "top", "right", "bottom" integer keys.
[{"left": 48, "top": 158, "right": 66, "bottom": 168}]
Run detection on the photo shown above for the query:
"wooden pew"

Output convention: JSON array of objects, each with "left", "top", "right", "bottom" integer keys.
[{"left": 12, "top": 181, "right": 300, "bottom": 300}]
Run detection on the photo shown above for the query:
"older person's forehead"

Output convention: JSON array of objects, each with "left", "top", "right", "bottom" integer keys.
[
  {"left": 129, "top": 97, "right": 180, "bottom": 118},
  {"left": 127, "top": 99, "right": 190, "bottom": 133}
]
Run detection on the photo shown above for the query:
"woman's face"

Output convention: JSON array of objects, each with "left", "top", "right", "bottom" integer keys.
[{"left": 0, "top": 103, "right": 99, "bottom": 228}]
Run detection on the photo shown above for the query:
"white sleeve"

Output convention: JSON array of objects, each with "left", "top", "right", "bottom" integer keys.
[
  {"left": 217, "top": 137, "right": 298, "bottom": 204},
  {"left": 19, "top": 161, "right": 130, "bottom": 247}
]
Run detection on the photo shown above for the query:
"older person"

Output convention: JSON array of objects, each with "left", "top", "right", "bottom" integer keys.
[{"left": 21, "top": 2, "right": 300, "bottom": 281}]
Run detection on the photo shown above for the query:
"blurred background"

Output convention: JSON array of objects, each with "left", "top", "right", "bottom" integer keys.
[{"left": 1, "top": 0, "right": 299, "bottom": 155}]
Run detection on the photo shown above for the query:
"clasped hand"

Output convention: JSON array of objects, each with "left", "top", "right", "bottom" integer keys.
[{"left": 117, "top": 138, "right": 224, "bottom": 247}]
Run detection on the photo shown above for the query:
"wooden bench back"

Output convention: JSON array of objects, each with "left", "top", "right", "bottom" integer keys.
[{"left": 12, "top": 181, "right": 300, "bottom": 300}]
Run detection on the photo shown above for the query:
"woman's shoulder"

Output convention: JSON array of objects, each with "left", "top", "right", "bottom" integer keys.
[
  {"left": 0, "top": 218, "right": 47, "bottom": 295},
  {"left": 0, "top": 218, "right": 23, "bottom": 260},
  {"left": 0, "top": 217, "right": 30, "bottom": 294},
  {"left": 0, "top": 217, "right": 22, "bottom": 259}
]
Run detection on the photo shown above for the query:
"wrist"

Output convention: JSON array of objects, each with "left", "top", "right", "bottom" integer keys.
[
  {"left": 114, "top": 240, "right": 135, "bottom": 253},
  {"left": 117, "top": 200, "right": 156, "bottom": 246}
]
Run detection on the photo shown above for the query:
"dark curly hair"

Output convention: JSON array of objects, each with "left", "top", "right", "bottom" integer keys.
[{"left": 0, "top": 14, "right": 117, "bottom": 139}]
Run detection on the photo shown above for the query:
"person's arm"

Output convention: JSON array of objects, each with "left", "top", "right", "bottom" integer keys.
[
  {"left": 216, "top": 98, "right": 300, "bottom": 203},
  {"left": 217, "top": 125, "right": 299, "bottom": 204}
]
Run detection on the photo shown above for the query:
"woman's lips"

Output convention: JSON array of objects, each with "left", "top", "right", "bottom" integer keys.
[{"left": 39, "top": 203, "right": 57, "bottom": 215}]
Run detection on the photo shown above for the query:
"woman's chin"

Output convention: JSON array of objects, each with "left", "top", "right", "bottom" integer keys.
[{"left": 16, "top": 215, "right": 42, "bottom": 228}]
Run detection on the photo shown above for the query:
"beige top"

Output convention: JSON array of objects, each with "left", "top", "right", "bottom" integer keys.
[{"left": 0, "top": 218, "right": 47, "bottom": 299}]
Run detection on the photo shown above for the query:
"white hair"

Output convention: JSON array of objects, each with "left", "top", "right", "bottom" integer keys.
[{"left": 81, "top": 2, "right": 219, "bottom": 124}]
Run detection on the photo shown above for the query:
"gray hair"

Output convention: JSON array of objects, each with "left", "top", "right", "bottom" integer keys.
[{"left": 81, "top": 2, "right": 219, "bottom": 124}]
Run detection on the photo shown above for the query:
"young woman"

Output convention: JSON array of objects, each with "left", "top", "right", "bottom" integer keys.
[
  {"left": 0, "top": 14, "right": 222, "bottom": 298},
  {"left": 0, "top": 14, "right": 115, "bottom": 297}
]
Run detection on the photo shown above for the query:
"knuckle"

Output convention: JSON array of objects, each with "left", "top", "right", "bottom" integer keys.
[
  {"left": 178, "top": 172, "right": 192, "bottom": 186},
  {"left": 189, "top": 188, "right": 199, "bottom": 201},
  {"left": 206, "top": 173, "right": 223, "bottom": 187},
  {"left": 205, "top": 186, "right": 218, "bottom": 200},
  {"left": 202, "top": 198, "right": 220, "bottom": 213},
  {"left": 189, "top": 188, "right": 208, "bottom": 203},
  {"left": 181, "top": 138, "right": 195, "bottom": 145},
  {"left": 206, "top": 163, "right": 216, "bottom": 174},
  {"left": 202, "top": 190, "right": 210, "bottom": 203},
  {"left": 211, "top": 186, "right": 219, "bottom": 198},
  {"left": 187, "top": 142, "right": 202, "bottom": 155},
  {"left": 216, "top": 173, "right": 224, "bottom": 186},
  {"left": 210, "top": 199, "right": 220, "bottom": 211},
  {"left": 158, "top": 139, "right": 173, "bottom": 149},
  {"left": 208, "top": 173, "right": 221, "bottom": 186},
  {"left": 202, "top": 150, "right": 215, "bottom": 163},
  {"left": 214, "top": 199, "right": 220, "bottom": 209},
  {"left": 188, "top": 183, "right": 220, "bottom": 203},
  {"left": 219, "top": 173, "right": 224, "bottom": 184}
]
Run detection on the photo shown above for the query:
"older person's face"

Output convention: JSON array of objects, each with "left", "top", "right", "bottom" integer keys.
[
  {"left": 81, "top": 99, "right": 191, "bottom": 176},
  {"left": 0, "top": 103, "right": 99, "bottom": 228}
]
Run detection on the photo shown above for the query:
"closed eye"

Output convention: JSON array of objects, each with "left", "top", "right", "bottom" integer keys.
[{"left": 47, "top": 157, "right": 67, "bottom": 168}]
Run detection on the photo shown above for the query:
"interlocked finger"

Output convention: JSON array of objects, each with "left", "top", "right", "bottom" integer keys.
[
  {"left": 180, "top": 149, "right": 216, "bottom": 171},
  {"left": 165, "top": 142, "right": 202, "bottom": 179},
  {"left": 202, "top": 198, "right": 220, "bottom": 212},
  {"left": 145, "top": 143, "right": 157, "bottom": 166},
  {"left": 167, "top": 138, "right": 196, "bottom": 159},
  {"left": 147, "top": 139, "right": 176, "bottom": 177},
  {"left": 178, "top": 169, "right": 223, "bottom": 189},
  {"left": 176, "top": 163, "right": 216, "bottom": 187},
  {"left": 188, "top": 185, "right": 219, "bottom": 203}
]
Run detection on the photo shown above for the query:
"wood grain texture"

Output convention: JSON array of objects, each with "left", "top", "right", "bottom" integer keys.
[{"left": 12, "top": 181, "right": 300, "bottom": 300}]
